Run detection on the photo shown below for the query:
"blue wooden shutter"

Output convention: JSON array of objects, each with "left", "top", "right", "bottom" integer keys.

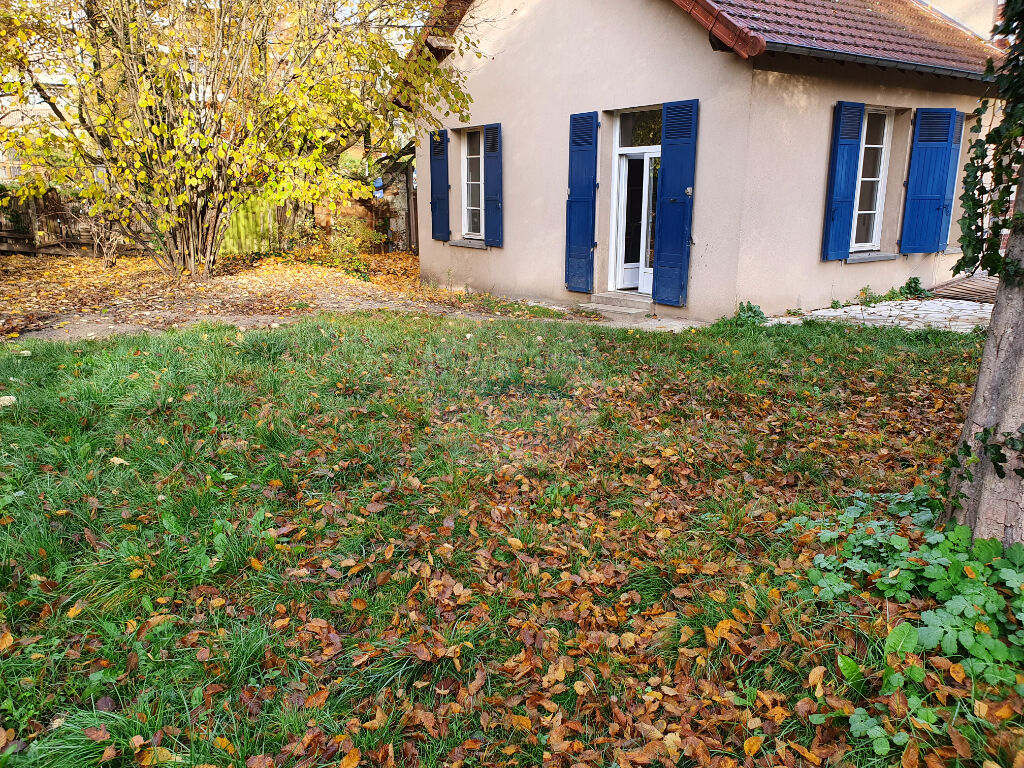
[
  {"left": 822, "top": 101, "right": 864, "bottom": 261},
  {"left": 652, "top": 100, "right": 699, "bottom": 307},
  {"left": 429, "top": 130, "right": 450, "bottom": 242},
  {"left": 565, "top": 112, "right": 598, "bottom": 293},
  {"left": 938, "top": 111, "right": 965, "bottom": 252},
  {"left": 901, "top": 108, "right": 960, "bottom": 254},
  {"left": 484, "top": 124, "right": 503, "bottom": 247}
]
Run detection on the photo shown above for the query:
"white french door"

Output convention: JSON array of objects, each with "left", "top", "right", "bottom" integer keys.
[{"left": 615, "top": 150, "right": 661, "bottom": 296}]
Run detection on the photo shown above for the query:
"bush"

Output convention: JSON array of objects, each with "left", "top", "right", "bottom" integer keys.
[
  {"left": 782, "top": 487, "right": 1024, "bottom": 685},
  {"left": 277, "top": 213, "right": 386, "bottom": 280},
  {"left": 899, "top": 276, "right": 933, "bottom": 299},
  {"left": 732, "top": 301, "right": 766, "bottom": 326}
]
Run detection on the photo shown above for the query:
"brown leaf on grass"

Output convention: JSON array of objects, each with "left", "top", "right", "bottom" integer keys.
[
  {"left": 407, "top": 642, "right": 431, "bottom": 661},
  {"left": 338, "top": 747, "right": 361, "bottom": 768},
  {"left": 245, "top": 757, "right": 275, "bottom": 768},
  {"left": 303, "top": 688, "right": 328, "bottom": 709},
  {"left": 100, "top": 745, "right": 118, "bottom": 763},
  {"left": 135, "top": 614, "right": 174, "bottom": 641},
  {"left": 788, "top": 741, "right": 822, "bottom": 765},
  {"left": 744, "top": 736, "right": 763, "bottom": 756},
  {"left": 84, "top": 725, "right": 110, "bottom": 741},
  {"left": 139, "top": 746, "right": 183, "bottom": 765},
  {"left": 902, "top": 740, "right": 920, "bottom": 768},
  {"left": 361, "top": 706, "right": 386, "bottom": 730},
  {"left": 794, "top": 697, "right": 817, "bottom": 718},
  {"left": 509, "top": 714, "right": 532, "bottom": 732},
  {"left": 467, "top": 664, "right": 486, "bottom": 696},
  {"left": 949, "top": 728, "right": 972, "bottom": 758},
  {"left": 0, "top": 631, "right": 12, "bottom": 652}
]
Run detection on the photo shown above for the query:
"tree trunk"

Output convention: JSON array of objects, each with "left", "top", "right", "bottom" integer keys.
[{"left": 948, "top": 180, "right": 1024, "bottom": 544}]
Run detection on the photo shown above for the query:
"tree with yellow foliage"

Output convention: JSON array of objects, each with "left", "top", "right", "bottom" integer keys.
[{"left": 0, "top": 0, "right": 472, "bottom": 278}]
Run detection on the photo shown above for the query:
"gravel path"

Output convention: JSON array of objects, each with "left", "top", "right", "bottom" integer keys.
[{"left": 769, "top": 299, "right": 992, "bottom": 333}]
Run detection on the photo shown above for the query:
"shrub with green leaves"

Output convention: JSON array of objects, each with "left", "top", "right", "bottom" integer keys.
[{"left": 784, "top": 487, "right": 1024, "bottom": 684}]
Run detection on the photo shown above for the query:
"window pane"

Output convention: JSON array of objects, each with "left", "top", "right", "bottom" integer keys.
[
  {"left": 468, "top": 183, "right": 481, "bottom": 208},
  {"left": 623, "top": 159, "right": 643, "bottom": 264},
  {"left": 861, "top": 147, "right": 883, "bottom": 179},
  {"left": 620, "top": 109, "right": 663, "bottom": 147},
  {"left": 645, "top": 157, "right": 660, "bottom": 269},
  {"left": 467, "top": 157, "right": 481, "bottom": 183},
  {"left": 865, "top": 113, "right": 886, "bottom": 145},
  {"left": 469, "top": 209, "right": 481, "bottom": 234},
  {"left": 858, "top": 180, "right": 879, "bottom": 213},
  {"left": 855, "top": 212, "right": 875, "bottom": 244},
  {"left": 466, "top": 130, "right": 481, "bottom": 156}
]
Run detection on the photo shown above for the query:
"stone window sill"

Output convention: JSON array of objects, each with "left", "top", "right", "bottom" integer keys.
[
  {"left": 846, "top": 251, "right": 900, "bottom": 264},
  {"left": 450, "top": 239, "right": 487, "bottom": 250}
]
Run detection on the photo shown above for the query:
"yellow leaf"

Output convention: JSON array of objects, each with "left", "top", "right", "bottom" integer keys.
[
  {"left": 507, "top": 537, "right": 523, "bottom": 551},
  {"left": 709, "top": 589, "right": 729, "bottom": 604},
  {"left": 949, "top": 663, "right": 966, "bottom": 683},
  {"left": 744, "top": 736, "right": 763, "bottom": 756},
  {"left": 510, "top": 714, "right": 532, "bottom": 732},
  {"left": 573, "top": 680, "right": 589, "bottom": 695},
  {"left": 362, "top": 706, "right": 386, "bottom": 730},
  {"left": 213, "top": 736, "right": 235, "bottom": 754},
  {"left": 249, "top": 557, "right": 264, "bottom": 571},
  {"left": 0, "top": 631, "right": 12, "bottom": 652},
  {"left": 139, "top": 747, "right": 183, "bottom": 765},
  {"left": 130, "top": 569, "right": 145, "bottom": 579},
  {"left": 67, "top": 600, "right": 86, "bottom": 619},
  {"left": 338, "top": 747, "right": 361, "bottom": 768}
]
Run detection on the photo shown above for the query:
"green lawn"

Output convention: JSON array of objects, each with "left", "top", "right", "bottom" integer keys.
[{"left": 0, "top": 313, "right": 1004, "bottom": 768}]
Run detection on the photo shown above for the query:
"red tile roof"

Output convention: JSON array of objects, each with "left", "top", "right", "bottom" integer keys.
[
  {"left": 430, "top": 0, "right": 1000, "bottom": 78},
  {"left": 710, "top": 0, "right": 1001, "bottom": 77}
]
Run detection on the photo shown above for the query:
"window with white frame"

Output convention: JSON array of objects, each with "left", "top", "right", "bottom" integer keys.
[
  {"left": 463, "top": 129, "right": 484, "bottom": 238},
  {"left": 851, "top": 108, "right": 894, "bottom": 251}
]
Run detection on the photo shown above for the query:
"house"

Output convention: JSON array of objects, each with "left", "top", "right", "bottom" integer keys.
[{"left": 414, "top": 0, "right": 1002, "bottom": 321}]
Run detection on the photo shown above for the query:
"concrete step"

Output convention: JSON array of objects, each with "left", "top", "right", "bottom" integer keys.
[
  {"left": 589, "top": 291, "right": 653, "bottom": 310},
  {"left": 580, "top": 302, "right": 652, "bottom": 323}
]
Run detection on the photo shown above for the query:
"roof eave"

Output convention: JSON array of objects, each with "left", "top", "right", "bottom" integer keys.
[
  {"left": 667, "top": 0, "right": 766, "bottom": 57},
  {"left": 762, "top": 41, "right": 993, "bottom": 81}
]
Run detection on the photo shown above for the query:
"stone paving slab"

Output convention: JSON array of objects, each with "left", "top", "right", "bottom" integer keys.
[{"left": 768, "top": 299, "right": 992, "bottom": 333}]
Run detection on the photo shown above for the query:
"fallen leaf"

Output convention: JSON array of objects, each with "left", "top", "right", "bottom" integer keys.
[
  {"left": 304, "top": 688, "right": 329, "bottom": 709},
  {"left": 338, "top": 747, "right": 361, "bottom": 768},
  {"left": 362, "top": 706, "right": 386, "bottom": 730},
  {"left": 949, "top": 728, "right": 972, "bottom": 758},
  {"left": 139, "top": 746, "right": 183, "bottom": 765},
  {"left": 902, "top": 740, "right": 920, "bottom": 768},
  {"left": 744, "top": 736, "right": 763, "bottom": 756},
  {"left": 84, "top": 725, "right": 110, "bottom": 742}
]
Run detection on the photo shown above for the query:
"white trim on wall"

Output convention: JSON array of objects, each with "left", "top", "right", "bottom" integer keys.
[
  {"left": 850, "top": 107, "right": 894, "bottom": 252},
  {"left": 462, "top": 127, "right": 485, "bottom": 240}
]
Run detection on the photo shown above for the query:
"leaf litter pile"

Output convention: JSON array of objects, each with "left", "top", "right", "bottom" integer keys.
[
  {"left": 1, "top": 313, "right": 1019, "bottom": 768},
  {"left": 0, "top": 252, "right": 581, "bottom": 339}
]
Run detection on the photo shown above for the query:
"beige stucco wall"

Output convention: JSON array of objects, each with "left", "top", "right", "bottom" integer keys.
[
  {"left": 415, "top": 0, "right": 755, "bottom": 320},
  {"left": 734, "top": 56, "right": 983, "bottom": 315},
  {"left": 416, "top": 0, "right": 987, "bottom": 321}
]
